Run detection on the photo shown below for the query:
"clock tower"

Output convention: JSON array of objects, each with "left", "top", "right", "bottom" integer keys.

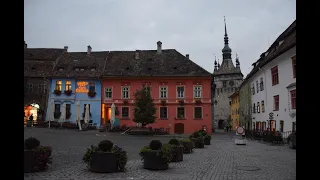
[{"left": 212, "top": 17, "right": 244, "bottom": 130}]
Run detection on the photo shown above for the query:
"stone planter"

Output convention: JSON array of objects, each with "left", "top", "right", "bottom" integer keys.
[
  {"left": 204, "top": 138, "right": 211, "bottom": 145},
  {"left": 90, "top": 151, "right": 118, "bottom": 173},
  {"left": 24, "top": 150, "right": 36, "bottom": 173},
  {"left": 194, "top": 141, "right": 204, "bottom": 148},
  {"left": 143, "top": 151, "right": 168, "bottom": 170},
  {"left": 171, "top": 146, "right": 183, "bottom": 162}
]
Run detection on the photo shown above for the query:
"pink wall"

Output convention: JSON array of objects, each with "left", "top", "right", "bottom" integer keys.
[{"left": 102, "top": 77, "right": 212, "bottom": 134}]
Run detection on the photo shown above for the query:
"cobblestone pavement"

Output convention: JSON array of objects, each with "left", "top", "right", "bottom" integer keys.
[{"left": 24, "top": 128, "right": 296, "bottom": 180}]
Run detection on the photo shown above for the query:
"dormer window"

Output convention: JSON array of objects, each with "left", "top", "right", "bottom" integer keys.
[
  {"left": 75, "top": 68, "right": 79, "bottom": 71},
  {"left": 264, "top": 51, "right": 269, "bottom": 56},
  {"left": 90, "top": 67, "right": 96, "bottom": 71},
  {"left": 58, "top": 67, "right": 64, "bottom": 71},
  {"left": 80, "top": 68, "right": 85, "bottom": 72},
  {"left": 279, "top": 40, "right": 284, "bottom": 46}
]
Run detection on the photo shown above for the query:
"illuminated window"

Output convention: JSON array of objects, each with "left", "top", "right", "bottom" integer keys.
[
  {"left": 89, "top": 82, "right": 95, "bottom": 92},
  {"left": 55, "top": 81, "right": 62, "bottom": 91},
  {"left": 65, "top": 81, "right": 72, "bottom": 91}
]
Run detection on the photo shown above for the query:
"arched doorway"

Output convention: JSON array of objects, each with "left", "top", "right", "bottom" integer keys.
[
  {"left": 174, "top": 123, "right": 184, "bottom": 134},
  {"left": 218, "top": 120, "right": 225, "bottom": 129}
]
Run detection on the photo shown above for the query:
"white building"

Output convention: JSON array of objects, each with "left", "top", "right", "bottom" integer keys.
[{"left": 246, "top": 20, "right": 296, "bottom": 133}]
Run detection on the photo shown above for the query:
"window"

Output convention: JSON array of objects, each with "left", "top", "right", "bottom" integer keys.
[
  {"left": 262, "top": 121, "right": 266, "bottom": 131},
  {"left": 55, "top": 80, "right": 62, "bottom": 91},
  {"left": 260, "top": 78, "right": 264, "bottom": 91},
  {"left": 27, "top": 84, "right": 33, "bottom": 92},
  {"left": 292, "top": 55, "right": 296, "bottom": 78},
  {"left": 194, "top": 86, "right": 202, "bottom": 98},
  {"left": 89, "top": 82, "right": 95, "bottom": 92},
  {"left": 122, "top": 107, "right": 129, "bottom": 118},
  {"left": 257, "top": 102, "right": 260, "bottom": 113},
  {"left": 54, "top": 104, "right": 61, "bottom": 113},
  {"left": 280, "top": 120, "right": 284, "bottom": 132},
  {"left": 256, "top": 81, "right": 259, "bottom": 93},
  {"left": 122, "top": 87, "right": 130, "bottom": 99},
  {"left": 65, "top": 81, "right": 72, "bottom": 91},
  {"left": 252, "top": 84, "right": 255, "bottom": 95},
  {"left": 252, "top": 103, "right": 256, "bottom": 113},
  {"left": 177, "top": 86, "right": 185, "bottom": 98},
  {"left": 160, "top": 86, "right": 168, "bottom": 99},
  {"left": 66, "top": 104, "right": 71, "bottom": 113},
  {"left": 256, "top": 122, "right": 260, "bottom": 130},
  {"left": 105, "top": 88, "right": 112, "bottom": 99},
  {"left": 38, "top": 84, "right": 46, "bottom": 93},
  {"left": 292, "top": 122, "right": 296, "bottom": 132},
  {"left": 261, "top": 101, "right": 265, "bottom": 112},
  {"left": 159, "top": 107, "right": 168, "bottom": 119},
  {"left": 273, "top": 95, "right": 279, "bottom": 111},
  {"left": 290, "top": 90, "right": 296, "bottom": 109},
  {"left": 83, "top": 104, "right": 91, "bottom": 114},
  {"left": 194, "top": 107, "right": 202, "bottom": 119},
  {"left": 271, "top": 66, "right": 279, "bottom": 85},
  {"left": 177, "top": 107, "right": 185, "bottom": 119}
]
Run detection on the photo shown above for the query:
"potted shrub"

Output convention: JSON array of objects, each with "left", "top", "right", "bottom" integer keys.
[
  {"left": 192, "top": 136, "right": 205, "bottom": 148},
  {"left": 168, "top": 139, "right": 183, "bottom": 162},
  {"left": 82, "top": 140, "right": 127, "bottom": 173},
  {"left": 64, "top": 90, "right": 72, "bottom": 96},
  {"left": 179, "top": 138, "right": 194, "bottom": 154},
  {"left": 204, "top": 134, "right": 211, "bottom": 145},
  {"left": 54, "top": 90, "right": 62, "bottom": 95},
  {"left": 24, "top": 137, "right": 52, "bottom": 173},
  {"left": 88, "top": 91, "right": 96, "bottom": 98},
  {"left": 139, "top": 140, "right": 173, "bottom": 170}
]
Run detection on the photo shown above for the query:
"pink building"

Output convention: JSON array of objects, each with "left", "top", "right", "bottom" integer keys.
[{"left": 101, "top": 41, "right": 213, "bottom": 134}]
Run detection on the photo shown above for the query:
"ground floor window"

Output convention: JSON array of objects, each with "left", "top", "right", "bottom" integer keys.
[
  {"left": 160, "top": 107, "right": 168, "bottom": 119},
  {"left": 194, "top": 107, "right": 202, "bottom": 119},
  {"left": 122, "top": 107, "right": 129, "bottom": 118},
  {"left": 177, "top": 107, "right": 185, "bottom": 119}
]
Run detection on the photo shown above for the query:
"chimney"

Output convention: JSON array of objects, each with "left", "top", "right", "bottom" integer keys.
[
  {"left": 186, "top": 54, "right": 189, "bottom": 59},
  {"left": 135, "top": 50, "right": 140, "bottom": 60},
  {"left": 64, "top": 46, "right": 68, "bottom": 52},
  {"left": 157, "top": 41, "right": 162, "bottom": 54},
  {"left": 24, "top": 41, "right": 27, "bottom": 48},
  {"left": 87, "top": 45, "right": 92, "bottom": 55}
]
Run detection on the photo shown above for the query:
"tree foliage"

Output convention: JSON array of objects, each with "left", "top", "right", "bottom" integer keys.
[{"left": 133, "top": 85, "right": 157, "bottom": 126}]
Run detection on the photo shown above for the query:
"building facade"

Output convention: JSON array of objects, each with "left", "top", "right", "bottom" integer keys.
[
  {"left": 239, "top": 79, "right": 252, "bottom": 130},
  {"left": 46, "top": 46, "right": 107, "bottom": 127},
  {"left": 101, "top": 42, "right": 213, "bottom": 134},
  {"left": 24, "top": 41, "right": 65, "bottom": 124},
  {"left": 229, "top": 91, "right": 240, "bottom": 130},
  {"left": 212, "top": 18, "right": 244, "bottom": 129},
  {"left": 247, "top": 20, "right": 296, "bottom": 132}
]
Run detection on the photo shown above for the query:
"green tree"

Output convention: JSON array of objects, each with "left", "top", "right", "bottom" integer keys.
[{"left": 133, "top": 85, "right": 157, "bottom": 127}]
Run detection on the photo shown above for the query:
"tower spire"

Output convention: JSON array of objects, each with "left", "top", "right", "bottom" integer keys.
[
  {"left": 224, "top": 16, "right": 228, "bottom": 44},
  {"left": 222, "top": 16, "right": 232, "bottom": 60}
]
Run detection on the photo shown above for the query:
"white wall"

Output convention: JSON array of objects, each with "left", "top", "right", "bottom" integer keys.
[{"left": 249, "top": 46, "right": 296, "bottom": 132}]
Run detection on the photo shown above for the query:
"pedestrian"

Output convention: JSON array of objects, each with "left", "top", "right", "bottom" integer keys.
[
  {"left": 29, "top": 114, "right": 34, "bottom": 121},
  {"left": 226, "top": 126, "right": 229, "bottom": 132}
]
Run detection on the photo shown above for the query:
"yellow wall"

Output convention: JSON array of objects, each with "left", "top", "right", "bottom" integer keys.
[{"left": 230, "top": 93, "right": 240, "bottom": 130}]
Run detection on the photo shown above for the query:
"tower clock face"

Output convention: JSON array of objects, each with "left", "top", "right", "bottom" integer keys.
[{"left": 229, "top": 80, "right": 234, "bottom": 86}]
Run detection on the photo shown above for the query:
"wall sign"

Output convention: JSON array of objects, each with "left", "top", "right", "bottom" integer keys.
[{"left": 76, "top": 81, "right": 89, "bottom": 93}]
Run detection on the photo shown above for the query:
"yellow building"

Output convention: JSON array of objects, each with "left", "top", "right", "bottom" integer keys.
[{"left": 229, "top": 91, "right": 240, "bottom": 131}]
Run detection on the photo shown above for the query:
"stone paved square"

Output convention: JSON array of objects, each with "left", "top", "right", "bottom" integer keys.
[{"left": 24, "top": 128, "right": 296, "bottom": 180}]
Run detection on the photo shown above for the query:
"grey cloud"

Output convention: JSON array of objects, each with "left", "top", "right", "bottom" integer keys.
[{"left": 24, "top": 0, "right": 296, "bottom": 76}]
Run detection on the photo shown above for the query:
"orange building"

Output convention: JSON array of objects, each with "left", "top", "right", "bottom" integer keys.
[{"left": 101, "top": 41, "right": 213, "bottom": 134}]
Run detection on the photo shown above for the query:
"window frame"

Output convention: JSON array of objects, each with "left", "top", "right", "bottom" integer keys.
[
  {"left": 159, "top": 86, "right": 168, "bottom": 99},
  {"left": 271, "top": 66, "right": 279, "bottom": 86},
  {"left": 193, "top": 85, "right": 202, "bottom": 98},
  {"left": 121, "top": 106, "right": 130, "bottom": 119},
  {"left": 176, "top": 85, "right": 185, "bottom": 98},
  {"left": 121, "top": 86, "right": 130, "bottom": 99},
  {"left": 177, "top": 106, "right": 185, "bottom": 119},
  {"left": 273, "top": 95, "right": 279, "bottom": 111},
  {"left": 159, "top": 106, "right": 168, "bottom": 119},
  {"left": 105, "top": 87, "right": 113, "bottom": 99},
  {"left": 194, "top": 106, "right": 203, "bottom": 119},
  {"left": 290, "top": 90, "right": 296, "bottom": 109}
]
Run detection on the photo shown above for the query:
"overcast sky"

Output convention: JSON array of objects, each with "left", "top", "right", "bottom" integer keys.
[{"left": 24, "top": 0, "right": 296, "bottom": 77}]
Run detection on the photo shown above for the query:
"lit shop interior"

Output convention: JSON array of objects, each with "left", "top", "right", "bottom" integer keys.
[{"left": 24, "top": 103, "right": 39, "bottom": 124}]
